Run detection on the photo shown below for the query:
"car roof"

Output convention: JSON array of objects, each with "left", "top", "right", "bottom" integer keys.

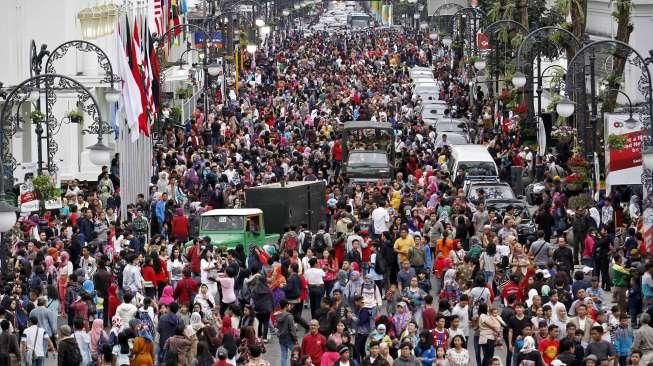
[
  {"left": 450, "top": 145, "right": 493, "bottom": 160},
  {"left": 202, "top": 208, "right": 263, "bottom": 216},
  {"left": 343, "top": 121, "right": 393, "bottom": 130},
  {"left": 436, "top": 133, "right": 468, "bottom": 144}
]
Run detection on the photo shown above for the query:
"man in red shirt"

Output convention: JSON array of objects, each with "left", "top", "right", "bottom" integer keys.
[
  {"left": 538, "top": 324, "right": 560, "bottom": 366},
  {"left": 173, "top": 267, "right": 199, "bottom": 308},
  {"left": 501, "top": 274, "right": 523, "bottom": 305},
  {"left": 186, "top": 238, "right": 203, "bottom": 277},
  {"left": 421, "top": 295, "right": 438, "bottom": 331},
  {"left": 301, "top": 319, "right": 326, "bottom": 365}
]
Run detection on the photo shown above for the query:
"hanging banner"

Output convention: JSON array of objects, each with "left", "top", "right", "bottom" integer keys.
[
  {"left": 476, "top": 32, "right": 490, "bottom": 51},
  {"left": 604, "top": 113, "right": 642, "bottom": 188},
  {"left": 19, "top": 177, "right": 39, "bottom": 213}
]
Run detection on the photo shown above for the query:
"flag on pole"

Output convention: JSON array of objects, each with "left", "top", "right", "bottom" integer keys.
[
  {"left": 149, "top": 0, "right": 163, "bottom": 36},
  {"left": 115, "top": 19, "right": 142, "bottom": 142},
  {"left": 129, "top": 17, "right": 149, "bottom": 137}
]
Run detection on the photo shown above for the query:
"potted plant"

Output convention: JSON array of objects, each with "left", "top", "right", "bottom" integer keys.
[
  {"left": 563, "top": 172, "right": 585, "bottom": 192},
  {"left": 568, "top": 193, "right": 593, "bottom": 210},
  {"left": 31, "top": 174, "right": 61, "bottom": 201},
  {"left": 567, "top": 153, "right": 589, "bottom": 176},
  {"left": 30, "top": 110, "right": 44, "bottom": 122},
  {"left": 176, "top": 87, "right": 192, "bottom": 100},
  {"left": 607, "top": 134, "right": 628, "bottom": 150},
  {"left": 67, "top": 110, "right": 84, "bottom": 123},
  {"left": 551, "top": 125, "right": 574, "bottom": 145},
  {"left": 170, "top": 107, "right": 182, "bottom": 123}
]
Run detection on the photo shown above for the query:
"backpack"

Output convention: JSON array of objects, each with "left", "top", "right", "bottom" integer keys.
[
  {"left": 468, "top": 244, "right": 482, "bottom": 260},
  {"left": 374, "top": 252, "right": 388, "bottom": 275},
  {"left": 469, "top": 287, "right": 488, "bottom": 319},
  {"left": 97, "top": 331, "right": 110, "bottom": 356},
  {"left": 301, "top": 231, "right": 313, "bottom": 254},
  {"left": 65, "top": 338, "right": 84, "bottom": 365},
  {"left": 283, "top": 234, "right": 299, "bottom": 252},
  {"left": 312, "top": 232, "right": 327, "bottom": 254},
  {"left": 499, "top": 255, "right": 510, "bottom": 269}
]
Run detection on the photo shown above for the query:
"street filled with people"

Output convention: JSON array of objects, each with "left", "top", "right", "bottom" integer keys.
[{"left": 3, "top": 3, "right": 653, "bottom": 366}]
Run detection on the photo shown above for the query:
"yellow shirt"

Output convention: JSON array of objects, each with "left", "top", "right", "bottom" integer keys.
[{"left": 393, "top": 236, "right": 415, "bottom": 264}]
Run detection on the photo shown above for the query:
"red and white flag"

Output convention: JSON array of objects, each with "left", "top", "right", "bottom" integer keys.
[
  {"left": 130, "top": 18, "right": 149, "bottom": 137},
  {"left": 149, "top": 0, "right": 163, "bottom": 35},
  {"left": 115, "top": 20, "right": 142, "bottom": 142}
]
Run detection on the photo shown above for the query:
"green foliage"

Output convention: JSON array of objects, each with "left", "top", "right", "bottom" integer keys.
[
  {"left": 170, "top": 106, "right": 182, "bottom": 122},
  {"left": 510, "top": 34, "right": 524, "bottom": 49},
  {"left": 176, "top": 87, "right": 193, "bottom": 100},
  {"left": 607, "top": 134, "right": 628, "bottom": 149},
  {"left": 486, "top": 1, "right": 502, "bottom": 22},
  {"left": 67, "top": 110, "right": 84, "bottom": 123},
  {"left": 30, "top": 110, "right": 44, "bottom": 122},
  {"left": 568, "top": 194, "right": 593, "bottom": 210},
  {"left": 31, "top": 174, "right": 61, "bottom": 201},
  {"left": 546, "top": 94, "right": 562, "bottom": 112}
]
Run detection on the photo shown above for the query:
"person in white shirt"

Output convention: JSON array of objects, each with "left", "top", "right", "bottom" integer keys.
[
  {"left": 122, "top": 254, "right": 143, "bottom": 295},
  {"left": 305, "top": 258, "right": 326, "bottom": 318},
  {"left": 545, "top": 291, "right": 568, "bottom": 323},
  {"left": 115, "top": 292, "right": 138, "bottom": 327},
  {"left": 73, "top": 317, "right": 92, "bottom": 366},
  {"left": 451, "top": 295, "right": 470, "bottom": 339},
  {"left": 371, "top": 202, "right": 391, "bottom": 236},
  {"left": 21, "top": 316, "right": 54, "bottom": 365}
]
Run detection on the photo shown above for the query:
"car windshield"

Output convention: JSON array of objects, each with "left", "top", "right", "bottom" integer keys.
[
  {"left": 469, "top": 185, "right": 515, "bottom": 201},
  {"left": 200, "top": 215, "right": 245, "bottom": 231},
  {"left": 348, "top": 152, "right": 389, "bottom": 166},
  {"left": 488, "top": 204, "right": 531, "bottom": 221},
  {"left": 345, "top": 128, "right": 393, "bottom": 151},
  {"left": 458, "top": 162, "right": 497, "bottom": 176},
  {"left": 438, "top": 134, "right": 467, "bottom": 144}
]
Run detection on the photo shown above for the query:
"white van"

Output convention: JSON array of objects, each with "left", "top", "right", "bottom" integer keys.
[{"left": 449, "top": 145, "right": 499, "bottom": 178}]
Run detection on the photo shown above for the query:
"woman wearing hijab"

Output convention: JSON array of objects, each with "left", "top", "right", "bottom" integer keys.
[
  {"left": 59, "top": 251, "right": 73, "bottom": 276},
  {"left": 89, "top": 319, "right": 107, "bottom": 363},
  {"left": 130, "top": 328, "right": 155, "bottom": 366},
  {"left": 343, "top": 270, "right": 364, "bottom": 307},
  {"left": 514, "top": 336, "right": 543, "bottom": 366},
  {"left": 364, "top": 323, "right": 392, "bottom": 353},
  {"left": 159, "top": 285, "right": 175, "bottom": 306},
  {"left": 268, "top": 262, "right": 286, "bottom": 307},
  {"left": 393, "top": 302, "right": 412, "bottom": 335},
  {"left": 44, "top": 255, "right": 57, "bottom": 284},
  {"left": 440, "top": 268, "right": 461, "bottom": 306},
  {"left": 414, "top": 330, "right": 436, "bottom": 366},
  {"left": 184, "top": 312, "right": 203, "bottom": 362}
]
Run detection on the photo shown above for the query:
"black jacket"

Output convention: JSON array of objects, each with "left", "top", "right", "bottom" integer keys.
[{"left": 283, "top": 273, "right": 301, "bottom": 300}]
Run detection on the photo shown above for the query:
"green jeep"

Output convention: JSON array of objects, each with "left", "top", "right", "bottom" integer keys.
[{"left": 191, "top": 208, "right": 280, "bottom": 252}]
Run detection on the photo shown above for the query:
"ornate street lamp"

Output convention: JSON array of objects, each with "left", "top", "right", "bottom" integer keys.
[{"left": 555, "top": 96, "right": 575, "bottom": 118}]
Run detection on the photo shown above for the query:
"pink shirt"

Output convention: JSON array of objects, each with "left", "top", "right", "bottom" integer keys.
[{"left": 216, "top": 276, "right": 236, "bottom": 304}]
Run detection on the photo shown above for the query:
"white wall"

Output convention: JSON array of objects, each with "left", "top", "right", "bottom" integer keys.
[{"left": 0, "top": 0, "right": 120, "bottom": 182}]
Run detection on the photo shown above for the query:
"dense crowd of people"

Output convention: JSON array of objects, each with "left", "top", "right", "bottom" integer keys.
[{"left": 2, "top": 7, "right": 653, "bottom": 366}]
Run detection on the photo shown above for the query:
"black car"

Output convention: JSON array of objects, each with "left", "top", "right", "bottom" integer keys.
[{"left": 485, "top": 199, "right": 537, "bottom": 244}]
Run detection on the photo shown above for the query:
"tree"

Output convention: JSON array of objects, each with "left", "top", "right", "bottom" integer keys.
[{"left": 603, "top": 0, "right": 633, "bottom": 113}]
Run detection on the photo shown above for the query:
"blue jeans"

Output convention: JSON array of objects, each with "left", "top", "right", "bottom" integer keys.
[
  {"left": 280, "top": 342, "right": 293, "bottom": 366},
  {"left": 484, "top": 271, "right": 495, "bottom": 287}
]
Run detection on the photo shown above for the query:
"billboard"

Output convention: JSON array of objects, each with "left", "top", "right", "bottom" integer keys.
[
  {"left": 194, "top": 31, "right": 224, "bottom": 48},
  {"left": 604, "top": 113, "right": 642, "bottom": 188}
]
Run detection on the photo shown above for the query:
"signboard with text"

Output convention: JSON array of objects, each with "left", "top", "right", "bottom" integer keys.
[{"left": 604, "top": 113, "right": 642, "bottom": 188}]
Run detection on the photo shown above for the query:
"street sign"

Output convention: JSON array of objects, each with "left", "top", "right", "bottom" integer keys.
[
  {"left": 238, "top": 4, "right": 253, "bottom": 12},
  {"left": 476, "top": 32, "right": 490, "bottom": 50}
]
